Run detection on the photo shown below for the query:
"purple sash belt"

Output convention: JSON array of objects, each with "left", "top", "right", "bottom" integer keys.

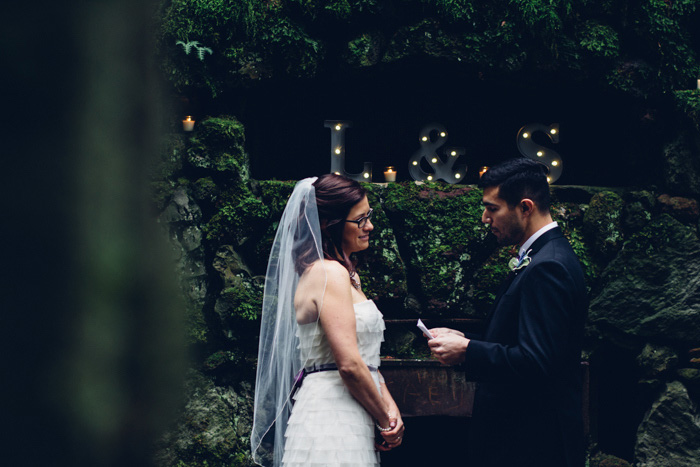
[{"left": 291, "top": 363, "right": 378, "bottom": 401}]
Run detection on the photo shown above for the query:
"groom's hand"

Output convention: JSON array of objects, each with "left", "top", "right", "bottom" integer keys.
[
  {"left": 428, "top": 333, "right": 469, "bottom": 366},
  {"left": 426, "top": 327, "right": 465, "bottom": 339}
]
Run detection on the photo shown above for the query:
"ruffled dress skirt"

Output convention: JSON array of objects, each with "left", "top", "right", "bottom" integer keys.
[
  {"left": 282, "top": 300, "right": 384, "bottom": 466},
  {"left": 283, "top": 371, "right": 381, "bottom": 466}
]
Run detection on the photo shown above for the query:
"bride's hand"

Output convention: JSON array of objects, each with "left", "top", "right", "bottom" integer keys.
[{"left": 380, "top": 411, "right": 404, "bottom": 449}]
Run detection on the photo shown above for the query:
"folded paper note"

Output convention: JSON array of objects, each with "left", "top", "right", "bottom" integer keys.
[{"left": 417, "top": 319, "right": 433, "bottom": 340}]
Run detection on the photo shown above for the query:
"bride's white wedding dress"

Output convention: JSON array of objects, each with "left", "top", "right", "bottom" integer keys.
[{"left": 282, "top": 300, "right": 386, "bottom": 466}]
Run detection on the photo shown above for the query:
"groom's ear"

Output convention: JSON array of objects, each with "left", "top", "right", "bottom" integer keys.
[{"left": 519, "top": 198, "right": 535, "bottom": 217}]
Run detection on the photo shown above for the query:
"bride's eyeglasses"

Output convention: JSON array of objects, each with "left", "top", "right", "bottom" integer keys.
[{"left": 344, "top": 209, "right": 374, "bottom": 228}]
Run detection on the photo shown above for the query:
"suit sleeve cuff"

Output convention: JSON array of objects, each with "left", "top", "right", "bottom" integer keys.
[{"left": 459, "top": 339, "right": 487, "bottom": 378}]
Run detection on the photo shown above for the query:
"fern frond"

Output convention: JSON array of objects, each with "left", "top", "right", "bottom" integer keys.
[
  {"left": 176, "top": 40, "right": 213, "bottom": 61},
  {"left": 175, "top": 40, "right": 188, "bottom": 54},
  {"left": 176, "top": 40, "right": 201, "bottom": 55},
  {"left": 197, "top": 47, "right": 214, "bottom": 61}
]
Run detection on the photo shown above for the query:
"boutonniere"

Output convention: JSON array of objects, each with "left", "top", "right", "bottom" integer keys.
[{"left": 508, "top": 249, "right": 532, "bottom": 272}]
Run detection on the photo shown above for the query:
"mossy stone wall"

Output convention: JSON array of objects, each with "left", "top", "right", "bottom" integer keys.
[
  {"left": 152, "top": 1, "right": 700, "bottom": 465},
  {"left": 154, "top": 115, "right": 700, "bottom": 466}
]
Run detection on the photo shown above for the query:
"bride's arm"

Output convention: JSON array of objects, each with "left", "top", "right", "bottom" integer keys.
[
  {"left": 378, "top": 375, "right": 404, "bottom": 446},
  {"left": 320, "top": 262, "right": 393, "bottom": 429}
]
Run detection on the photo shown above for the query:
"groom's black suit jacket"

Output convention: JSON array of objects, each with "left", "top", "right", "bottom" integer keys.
[{"left": 462, "top": 227, "right": 588, "bottom": 467}]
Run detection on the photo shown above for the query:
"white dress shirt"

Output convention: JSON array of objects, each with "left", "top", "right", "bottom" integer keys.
[{"left": 518, "top": 221, "right": 558, "bottom": 259}]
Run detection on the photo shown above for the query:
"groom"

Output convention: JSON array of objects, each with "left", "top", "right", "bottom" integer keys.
[{"left": 428, "top": 158, "right": 588, "bottom": 466}]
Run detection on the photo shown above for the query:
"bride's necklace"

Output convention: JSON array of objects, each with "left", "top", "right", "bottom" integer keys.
[{"left": 349, "top": 270, "right": 361, "bottom": 290}]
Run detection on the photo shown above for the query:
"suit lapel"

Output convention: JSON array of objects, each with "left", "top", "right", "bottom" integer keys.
[
  {"left": 481, "top": 227, "right": 565, "bottom": 331},
  {"left": 482, "top": 271, "right": 516, "bottom": 329},
  {"left": 525, "top": 226, "right": 563, "bottom": 258}
]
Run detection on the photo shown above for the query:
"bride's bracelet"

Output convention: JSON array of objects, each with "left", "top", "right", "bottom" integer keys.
[
  {"left": 376, "top": 410, "right": 394, "bottom": 432},
  {"left": 375, "top": 422, "right": 392, "bottom": 432}
]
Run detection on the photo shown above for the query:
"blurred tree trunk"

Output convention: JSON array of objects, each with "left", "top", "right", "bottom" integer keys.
[{"left": 1, "top": 1, "right": 187, "bottom": 466}]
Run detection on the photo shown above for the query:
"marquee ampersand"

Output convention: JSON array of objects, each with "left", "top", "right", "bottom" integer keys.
[{"left": 408, "top": 123, "right": 466, "bottom": 184}]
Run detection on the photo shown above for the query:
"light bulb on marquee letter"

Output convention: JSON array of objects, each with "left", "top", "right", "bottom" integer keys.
[
  {"left": 324, "top": 120, "right": 373, "bottom": 182},
  {"left": 408, "top": 123, "right": 466, "bottom": 184},
  {"left": 516, "top": 123, "right": 562, "bottom": 183}
]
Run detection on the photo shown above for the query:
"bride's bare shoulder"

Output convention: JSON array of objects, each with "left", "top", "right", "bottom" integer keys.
[{"left": 303, "top": 259, "right": 348, "bottom": 281}]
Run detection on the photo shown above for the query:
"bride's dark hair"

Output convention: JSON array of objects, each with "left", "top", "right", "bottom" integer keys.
[{"left": 294, "top": 174, "right": 366, "bottom": 280}]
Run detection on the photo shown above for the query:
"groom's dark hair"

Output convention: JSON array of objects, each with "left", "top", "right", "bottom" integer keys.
[{"left": 479, "top": 158, "right": 551, "bottom": 211}]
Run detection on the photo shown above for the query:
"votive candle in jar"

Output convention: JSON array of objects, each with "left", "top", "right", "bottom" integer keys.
[
  {"left": 383, "top": 166, "right": 397, "bottom": 182},
  {"left": 182, "top": 116, "right": 195, "bottom": 132}
]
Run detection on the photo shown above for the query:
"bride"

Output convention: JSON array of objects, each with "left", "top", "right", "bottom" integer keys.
[{"left": 251, "top": 174, "right": 404, "bottom": 466}]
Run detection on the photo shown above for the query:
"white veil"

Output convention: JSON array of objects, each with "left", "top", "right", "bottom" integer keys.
[{"left": 251, "top": 177, "right": 326, "bottom": 466}]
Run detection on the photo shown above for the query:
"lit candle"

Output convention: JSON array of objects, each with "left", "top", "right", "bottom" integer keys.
[
  {"left": 479, "top": 166, "right": 489, "bottom": 178},
  {"left": 697, "top": 79, "right": 700, "bottom": 90},
  {"left": 182, "top": 116, "right": 195, "bottom": 132},
  {"left": 383, "top": 166, "right": 397, "bottom": 182}
]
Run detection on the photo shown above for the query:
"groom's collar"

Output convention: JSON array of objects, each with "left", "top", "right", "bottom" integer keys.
[{"left": 518, "top": 221, "right": 559, "bottom": 258}]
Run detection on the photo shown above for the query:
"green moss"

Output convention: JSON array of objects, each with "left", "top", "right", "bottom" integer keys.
[
  {"left": 185, "top": 302, "right": 208, "bottom": 345},
  {"left": 258, "top": 16, "right": 324, "bottom": 78},
  {"left": 164, "top": 371, "right": 255, "bottom": 466},
  {"left": 553, "top": 202, "right": 600, "bottom": 288},
  {"left": 565, "top": 225, "right": 598, "bottom": 287},
  {"left": 151, "top": 133, "right": 186, "bottom": 181},
  {"left": 157, "top": 0, "right": 700, "bottom": 100},
  {"left": 470, "top": 246, "right": 517, "bottom": 314},
  {"left": 345, "top": 32, "right": 382, "bottom": 67},
  {"left": 577, "top": 21, "right": 619, "bottom": 59},
  {"left": 433, "top": 0, "right": 476, "bottom": 22},
  {"left": 291, "top": 0, "right": 381, "bottom": 21},
  {"left": 191, "top": 177, "right": 220, "bottom": 205},
  {"left": 220, "top": 280, "right": 263, "bottom": 321},
  {"left": 383, "top": 182, "right": 492, "bottom": 316},
  {"left": 258, "top": 180, "right": 297, "bottom": 217},
  {"left": 511, "top": 0, "right": 571, "bottom": 33},
  {"left": 204, "top": 193, "right": 269, "bottom": 245},
  {"left": 151, "top": 180, "right": 177, "bottom": 212},
  {"left": 382, "top": 327, "right": 432, "bottom": 359},
  {"left": 356, "top": 183, "right": 408, "bottom": 310},
  {"left": 205, "top": 350, "right": 238, "bottom": 372},
  {"left": 621, "top": 213, "right": 686, "bottom": 258},
  {"left": 603, "top": 0, "right": 700, "bottom": 98},
  {"left": 673, "top": 90, "right": 700, "bottom": 131},
  {"left": 250, "top": 180, "right": 298, "bottom": 272},
  {"left": 634, "top": 0, "right": 700, "bottom": 93},
  {"left": 383, "top": 19, "right": 471, "bottom": 63},
  {"left": 187, "top": 116, "right": 249, "bottom": 176},
  {"left": 583, "top": 191, "right": 625, "bottom": 262},
  {"left": 158, "top": 0, "right": 323, "bottom": 96}
]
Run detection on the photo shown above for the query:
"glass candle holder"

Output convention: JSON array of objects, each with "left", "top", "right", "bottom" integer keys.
[
  {"left": 182, "top": 116, "right": 195, "bottom": 131},
  {"left": 383, "top": 166, "right": 397, "bottom": 182}
]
